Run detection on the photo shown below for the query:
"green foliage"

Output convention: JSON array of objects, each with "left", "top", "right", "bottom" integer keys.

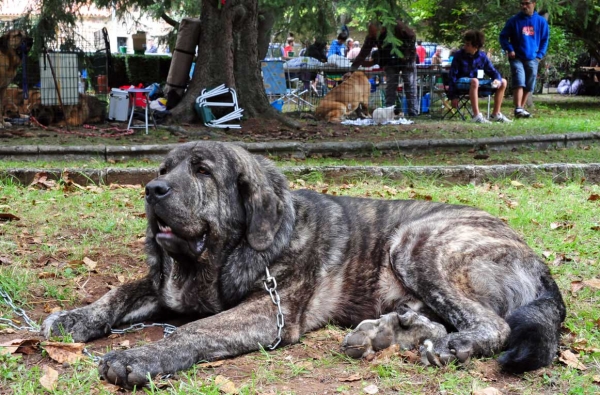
[{"left": 124, "top": 54, "right": 172, "bottom": 86}]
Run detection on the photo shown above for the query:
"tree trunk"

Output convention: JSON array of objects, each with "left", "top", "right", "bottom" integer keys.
[{"left": 170, "top": 0, "right": 298, "bottom": 127}]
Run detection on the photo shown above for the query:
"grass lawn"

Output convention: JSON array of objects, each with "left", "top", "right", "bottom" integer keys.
[
  {"left": 0, "top": 94, "right": 598, "bottom": 148},
  {"left": 0, "top": 174, "right": 599, "bottom": 394}
]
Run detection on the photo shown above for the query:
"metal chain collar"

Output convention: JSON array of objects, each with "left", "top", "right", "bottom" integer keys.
[
  {"left": 0, "top": 284, "right": 176, "bottom": 363},
  {"left": 263, "top": 266, "right": 285, "bottom": 350}
]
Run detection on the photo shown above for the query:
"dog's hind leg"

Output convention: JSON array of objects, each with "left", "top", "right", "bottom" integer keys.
[
  {"left": 389, "top": 245, "right": 512, "bottom": 366},
  {"left": 42, "top": 277, "right": 163, "bottom": 342}
]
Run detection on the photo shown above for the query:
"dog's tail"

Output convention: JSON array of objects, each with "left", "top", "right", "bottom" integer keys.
[{"left": 498, "top": 273, "right": 566, "bottom": 373}]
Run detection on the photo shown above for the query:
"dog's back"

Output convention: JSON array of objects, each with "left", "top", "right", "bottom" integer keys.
[{"left": 315, "top": 71, "right": 371, "bottom": 122}]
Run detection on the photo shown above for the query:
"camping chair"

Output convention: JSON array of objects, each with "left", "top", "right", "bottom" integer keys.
[
  {"left": 441, "top": 74, "right": 496, "bottom": 120},
  {"left": 261, "top": 60, "right": 312, "bottom": 111},
  {"left": 195, "top": 84, "right": 244, "bottom": 128}
]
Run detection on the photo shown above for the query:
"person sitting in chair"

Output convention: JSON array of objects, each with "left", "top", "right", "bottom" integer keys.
[{"left": 449, "top": 30, "right": 512, "bottom": 123}]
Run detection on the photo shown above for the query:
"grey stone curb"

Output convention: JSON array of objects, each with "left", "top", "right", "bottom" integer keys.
[
  {"left": 1, "top": 132, "right": 599, "bottom": 161},
  {"left": 2, "top": 163, "right": 600, "bottom": 186}
]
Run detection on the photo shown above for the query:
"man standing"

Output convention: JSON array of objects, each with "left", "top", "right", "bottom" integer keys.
[
  {"left": 499, "top": 0, "right": 549, "bottom": 118},
  {"left": 350, "top": 20, "right": 418, "bottom": 116}
]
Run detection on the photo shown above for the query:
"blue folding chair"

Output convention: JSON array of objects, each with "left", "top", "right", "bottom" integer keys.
[{"left": 261, "top": 60, "right": 312, "bottom": 111}]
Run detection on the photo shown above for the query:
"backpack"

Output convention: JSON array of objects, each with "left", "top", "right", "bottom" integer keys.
[
  {"left": 557, "top": 79, "right": 570, "bottom": 95},
  {"left": 569, "top": 79, "right": 585, "bottom": 95}
]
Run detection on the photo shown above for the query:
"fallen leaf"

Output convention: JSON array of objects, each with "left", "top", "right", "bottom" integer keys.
[
  {"left": 339, "top": 373, "right": 361, "bottom": 382},
  {"left": 0, "top": 213, "right": 20, "bottom": 221},
  {"left": 593, "top": 375, "right": 600, "bottom": 384},
  {"left": 117, "top": 275, "right": 125, "bottom": 283},
  {"left": 100, "top": 382, "right": 122, "bottom": 393},
  {"left": 83, "top": 257, "right": 97, "bottom": 270},
  {"left": 0, "top": 338, "right": 26, "bottom": 355},
  {"left": 583, "top": 278, "right": 600, "bottom": 290},
  {"left": 571, "top": 281, "right": 585, "bottom": 294},
  {"left": 214, "top": 375, "right": 238, "bottom": 394},
  {"left": 375, "top": 343, "right": 400, "bottom": 361},
  {"left": 588, "top": 194, "right": 600, "bottom": 201},
  {"left": 42, "top": 342, "right": 85, "bottom": 364},
  {"left": 199, "top": 360, "right": 225, "bottom": 368},
  {"left": 558, "top": 350, "right": 586, "bottom": 370},
  {"left": 398, "top": 349, "right": 421, "bottom": 364},
  {"left": 39, "top": 365, "right": 59, "bottom": 391},
  {"left": 473, "top": 387, "right": 502, "bottom": 395},
  {"left": 363, "top": 384, "right": 379, "bottom": 394},
  {"left": 510, "top": 180, "right": 524, "bottom": 188}
]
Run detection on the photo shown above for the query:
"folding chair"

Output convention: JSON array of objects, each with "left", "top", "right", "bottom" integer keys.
[
  {"left": 441, "top": 74, "right": 496, "bottom": 120},
  {"left": 195, "top": 84, "right": 244, "bottom": 128},
  {"left": 261, "top": 60, "right": 312, "bottom": 111}
]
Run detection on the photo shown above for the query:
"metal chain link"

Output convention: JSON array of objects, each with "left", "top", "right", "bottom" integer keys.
[
  {"left": 263, "top": 266, "right": 285, "bottom": 350},
  {"left": 0, "top": 287, "right": 40, "bottom": 332},
  {"left": 0, "top": 283, "right": 176, "bottom": 363}
]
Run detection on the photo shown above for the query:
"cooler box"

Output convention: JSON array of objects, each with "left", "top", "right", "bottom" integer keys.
[{"left": 108, "top": 88, "right": 130, "bottom": 121}]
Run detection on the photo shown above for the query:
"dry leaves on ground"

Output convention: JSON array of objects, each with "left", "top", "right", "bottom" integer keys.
[
  {"left": 558, "top": 349, "right": 586, "bottom": 370},
  {"left": 570, "top": 278, "right": 600, "bottom": 294},
  {"left": 214, "top": 375, "right": 238, "bottom": 394},
  {"left": 0, "top": 338, "right": 40, "bottom": 355},
  {"left": 39, "top": 365, "right": 59, "bottom": 391},
  {"left": 473, "top": 387, "right": 502, "bottom": 395},
  {"left": 42, "top": 342, "right": 85, "bottom": 364}
]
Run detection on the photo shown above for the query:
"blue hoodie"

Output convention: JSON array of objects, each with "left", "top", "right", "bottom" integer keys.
[{"left": 499, "top": 11, "right": 549, "bottom": 60}]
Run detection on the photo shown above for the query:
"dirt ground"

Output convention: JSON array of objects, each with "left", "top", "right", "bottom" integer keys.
[{"left": 0, "top": 113, "right": 469, "bottom": 148}]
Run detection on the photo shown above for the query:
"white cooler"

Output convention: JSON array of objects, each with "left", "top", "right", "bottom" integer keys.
[{"left": 108, "top": 88, "right": 130, "bottom": 121}]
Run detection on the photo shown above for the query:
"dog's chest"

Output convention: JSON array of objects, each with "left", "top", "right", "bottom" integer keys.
[{"left": 159, "top": 262, "right": 221, "bottom": 313}]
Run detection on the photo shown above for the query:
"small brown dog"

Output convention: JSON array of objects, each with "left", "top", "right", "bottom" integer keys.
[
  {"left": 315, "top": 71, "right": 371, "bottom": 122},
  {"left": 0, "top": 30, "right": 33, "bottom": 128}
]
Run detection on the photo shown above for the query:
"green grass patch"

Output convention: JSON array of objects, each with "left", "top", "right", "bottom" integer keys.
[{"left": 0, "top": 175, "right": 598, "bottom": 394}]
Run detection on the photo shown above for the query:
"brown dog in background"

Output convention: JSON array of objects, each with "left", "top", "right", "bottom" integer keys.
[
  {"left": 0, "top": 30, "right": 33, "bottom": 128},
  {"left": 315, "top": 71, "right": 371, "bottom": 122}
]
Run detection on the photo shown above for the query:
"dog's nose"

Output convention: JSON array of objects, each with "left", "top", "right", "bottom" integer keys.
[{"left": 145, "top": 180, "right": 172, "bottom": 202}]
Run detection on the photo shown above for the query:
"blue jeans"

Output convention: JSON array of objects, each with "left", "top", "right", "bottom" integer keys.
[{"left": 510, "top": 58, "right": 539, "bottom": 93}]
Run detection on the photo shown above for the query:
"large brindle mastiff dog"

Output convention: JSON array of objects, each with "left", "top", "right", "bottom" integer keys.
[
  {"left": 43, "top": 142, "right": 565, "bottom": 388},
  {"left": 0, "top": 30, "right": 33, "bottom": 128}
]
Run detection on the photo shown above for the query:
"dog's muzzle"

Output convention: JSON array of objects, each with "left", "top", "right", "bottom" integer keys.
[{"left": 145, "top": 179, "right": 172, "bottom": 205}]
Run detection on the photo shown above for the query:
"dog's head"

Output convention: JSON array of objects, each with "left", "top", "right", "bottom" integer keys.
[
  {"left": 144, "top": 142, "right": 288, "bottom": 262},
  {"left": 0, "top": 30, "right": 33, "bottom": 58}
]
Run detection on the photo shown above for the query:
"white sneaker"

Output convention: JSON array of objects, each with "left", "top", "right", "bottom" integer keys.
[
  {"left": 472, "top": 113, "right": 491, "bottom": 124},
  {"left": 490, "top": 112, "right": 513, "bottom": 123}
]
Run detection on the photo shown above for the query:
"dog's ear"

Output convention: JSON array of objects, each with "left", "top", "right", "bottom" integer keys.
[{"left": 237, "top": 159, "right": 284, "bottom": 251}]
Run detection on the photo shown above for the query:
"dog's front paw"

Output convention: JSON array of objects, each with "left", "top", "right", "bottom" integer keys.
[
  {"left": 42, "top": 309, "right": 110, "bottom": 342},
  {"left": 98, "top": 348, "right": 167, "bottom": 389}
]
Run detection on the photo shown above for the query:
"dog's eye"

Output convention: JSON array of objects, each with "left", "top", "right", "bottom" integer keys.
[
  {"left": 158, "top": 167, "right": 167, "bottom": 176},
  {"left": 196, "top": 166, "right": 211, "bottom": 176}
]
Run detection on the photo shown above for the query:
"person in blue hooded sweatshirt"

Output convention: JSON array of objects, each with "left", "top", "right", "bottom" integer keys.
[{"left": 499, "top": 0, "right": 549, "bottom": 118}]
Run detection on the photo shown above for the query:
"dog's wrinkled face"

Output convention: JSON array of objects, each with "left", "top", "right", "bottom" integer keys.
[{"left": 144, "top": 143, "right": 246, "bottom": 260}]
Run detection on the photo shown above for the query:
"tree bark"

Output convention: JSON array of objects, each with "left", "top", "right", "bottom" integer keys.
[{"left": 170, "top": 0, "right": 299, "bottom": 128}]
